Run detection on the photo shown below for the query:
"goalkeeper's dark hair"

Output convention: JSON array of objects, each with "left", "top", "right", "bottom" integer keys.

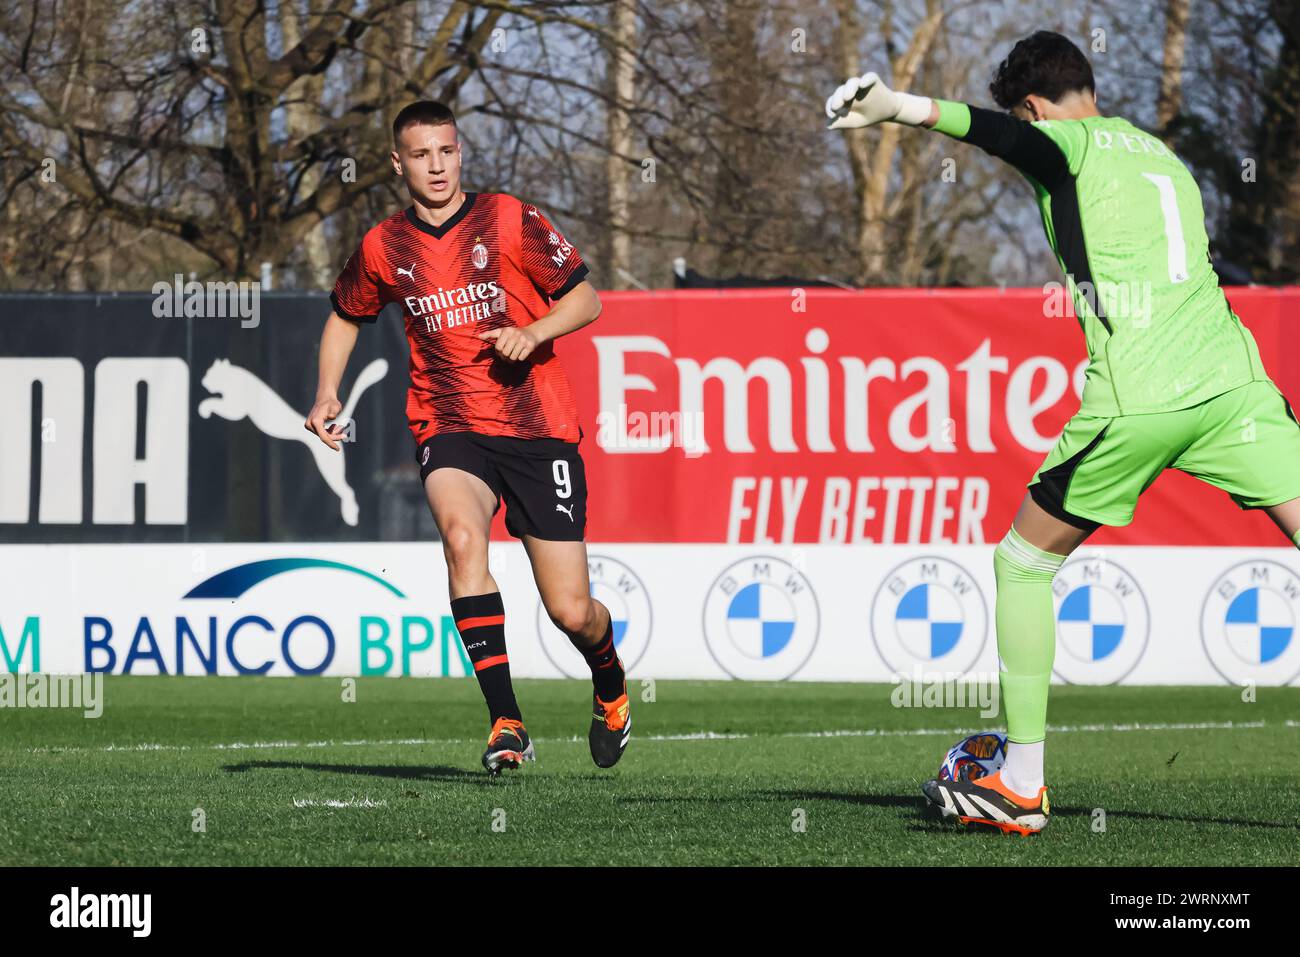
[
  {"left": 989, "top": 31, "right": 1095, "bottom": 110},
  {"left": 392, "top": 100, "right": 457, "bottom": 145}
]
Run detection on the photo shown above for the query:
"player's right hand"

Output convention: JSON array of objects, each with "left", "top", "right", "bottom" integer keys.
[{"left": 305, "top": 395, "right": 344, "bottom": 451}]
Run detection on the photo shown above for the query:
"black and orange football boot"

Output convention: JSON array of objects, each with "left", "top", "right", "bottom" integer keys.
[
  {"left": 588, "top": 684, "right": 631, "bottom": 769},
  {"left": 481, "top": 717, "right": 535, "bottom": 775}
]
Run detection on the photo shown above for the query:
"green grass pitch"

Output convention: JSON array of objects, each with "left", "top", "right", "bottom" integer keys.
[{"left": 1, "top": 677, "right": 1296, "bottom": 866}]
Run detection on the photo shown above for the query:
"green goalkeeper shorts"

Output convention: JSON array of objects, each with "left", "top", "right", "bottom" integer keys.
[{"left": 1028, "top": 379, "right": 1300, "bottom": 530}]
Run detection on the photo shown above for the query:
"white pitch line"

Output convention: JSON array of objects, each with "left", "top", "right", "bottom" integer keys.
[
  {"left": 21, "top": 718, "right": 1284, "bottom": 755},
  {"left": 292, "top": 797, "right": 388, "bottom": 809}
]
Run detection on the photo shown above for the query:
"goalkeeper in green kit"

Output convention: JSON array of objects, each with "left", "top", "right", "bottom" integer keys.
[{"left": 826, "top": 31, "right": 1300, "bottom": 834}]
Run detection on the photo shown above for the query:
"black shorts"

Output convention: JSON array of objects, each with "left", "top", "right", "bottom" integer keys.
[{"left": 416, "top": 432, "right": 587, "bottom": 541}]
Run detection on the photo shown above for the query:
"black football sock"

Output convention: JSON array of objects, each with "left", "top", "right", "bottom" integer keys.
[
  {"left": 578, "top": 614, "right": 626, "bottom": 702},
  {"left": 451, "top": 592, "right": 522, "bottom": 725}
]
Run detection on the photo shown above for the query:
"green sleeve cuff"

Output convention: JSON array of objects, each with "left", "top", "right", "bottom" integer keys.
[{"left": 932, "top": 100, "right": 971, "bottom": 138}]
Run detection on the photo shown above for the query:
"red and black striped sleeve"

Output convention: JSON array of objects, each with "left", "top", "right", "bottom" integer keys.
[
  {"left": 518, "top": 203, "right": 589, "bottom": 300},
  {"left": 330, "top": 236, "right": 383, "bottom": 323}
]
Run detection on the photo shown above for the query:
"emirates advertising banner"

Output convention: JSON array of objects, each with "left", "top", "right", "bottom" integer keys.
[
  {"left": 575, "top": 287, "right": 1300, "bottom": 547},
  {"left": 3, "top": 288, "right": 1300, "bottom": 684}
]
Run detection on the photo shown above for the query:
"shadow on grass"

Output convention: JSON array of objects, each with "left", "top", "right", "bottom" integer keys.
[
  {"left": 767, "top": 789, "right": 1300, "bottom": 831},
  {"left": 223, "top": 760, "right": 499, "bottom": 785},
  {"left": 612, "top": 791, "right": 922, "bottom": 812},
  {"left": 761, "top": 790, "right": 918, "bottom": 810}
]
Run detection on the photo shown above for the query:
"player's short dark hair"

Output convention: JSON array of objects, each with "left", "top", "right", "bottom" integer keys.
[
  {"left": 392, "top": 100, "right": 457, "bottom": 145},
  {"left": 989, "top": 31, "right": 1096, "bottom": 111}
]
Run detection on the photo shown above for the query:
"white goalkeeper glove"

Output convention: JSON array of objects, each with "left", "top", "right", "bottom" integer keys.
[{"left": 825, "top": 72, "right": 933, "bottom": 129}]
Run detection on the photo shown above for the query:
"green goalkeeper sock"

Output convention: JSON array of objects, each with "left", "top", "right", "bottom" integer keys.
[
  {"left": 1292, "top": 529, "right": 1300, "bottom": 549},
  {"left": 994, "top": 527, "right": 1067, "bottom": 745}
]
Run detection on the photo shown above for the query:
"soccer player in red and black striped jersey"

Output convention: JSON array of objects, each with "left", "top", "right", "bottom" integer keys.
[{"left": 305, "top": 101, "right": 630, "bottom": 774}]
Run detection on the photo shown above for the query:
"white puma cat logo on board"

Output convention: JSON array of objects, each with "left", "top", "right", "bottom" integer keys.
[{"left": 198, "top": 358, "right": 388, "bottom": 526}]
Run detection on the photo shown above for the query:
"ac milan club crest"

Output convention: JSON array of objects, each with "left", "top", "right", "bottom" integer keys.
[{"left": 471, "top": 238, "right": 489, "bottom": 270}]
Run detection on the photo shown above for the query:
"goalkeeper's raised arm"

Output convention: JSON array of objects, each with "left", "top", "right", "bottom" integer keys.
[{"left": 825, "top": 38, "right": 1101, "bottom": 189}]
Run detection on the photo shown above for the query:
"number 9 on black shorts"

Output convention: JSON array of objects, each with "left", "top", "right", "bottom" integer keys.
[{"left": 416, "top": 432, "right": 588, "bottom": 541}]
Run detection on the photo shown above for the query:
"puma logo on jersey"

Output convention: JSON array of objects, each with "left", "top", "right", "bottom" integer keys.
[
  {"left": 396, "top": 263, "right": 417, "bottom": 281},
  {"left": 556, "top": 503, "right": 574, "bottom": 522}
]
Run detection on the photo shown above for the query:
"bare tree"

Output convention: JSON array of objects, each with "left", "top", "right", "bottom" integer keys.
[
  {"left": 835, "top": 0, "right": 944, "bottom": 283},
  {"left": 605, "top": 0, "right": 636, "bottom": 288},
  {"left": 2, "top": 0, "right": 1294, "bottom": 291},
  {"left": 1155, "top": 0, "right": 1192, "bottom": 136}
]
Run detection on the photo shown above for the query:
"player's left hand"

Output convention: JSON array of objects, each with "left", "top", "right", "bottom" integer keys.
[{"left": 479, "top": 325, "right": 542, "bottom": 362}]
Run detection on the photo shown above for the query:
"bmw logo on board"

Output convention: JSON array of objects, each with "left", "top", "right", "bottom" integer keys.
[
  {"left": 1051, "top": 554, "right": 1150, "bottom": 684},
  {"left": 870, "top": 556, "right": 987, "bottom": 676},
  {"left": 1200, "top": 559, "right": 1300, "bottom": 686},
  {"left": 702, "top": 555, "right": 819, "bottom": 680}
]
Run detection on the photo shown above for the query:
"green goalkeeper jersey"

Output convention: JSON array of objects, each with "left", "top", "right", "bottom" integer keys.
[{"left": 934, "top": 101, "right": 1267, "bottom": 417}]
